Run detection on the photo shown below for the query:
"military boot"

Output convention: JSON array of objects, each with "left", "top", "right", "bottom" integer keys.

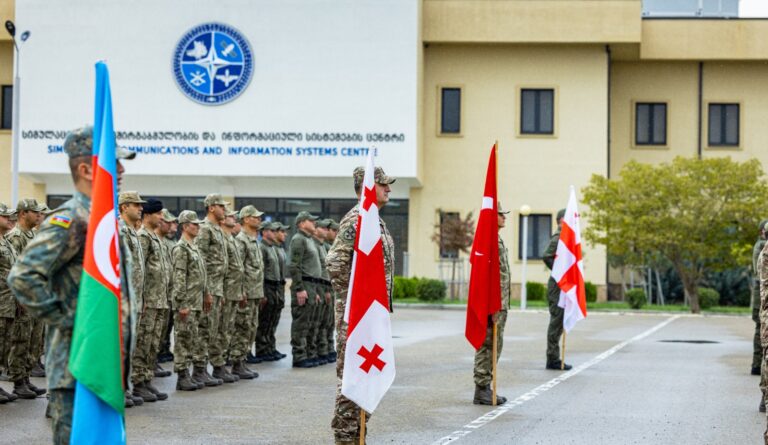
[
  {"left": 30, "top": 361, "right": 46, "bottom": 378},
  {"left": 26, "top": 378, "right": 47, "bottom": 396},
  {"left": 132, "top": 382, "right": 158, "bottom": 402},
  {"left": 212, "top": 366, "right": 236, "bottom": 383},
  {"left": 0, "top": 386, "right": 18, "bottom": 402},
  {"left": 124, "top": 393, "right": 134, "bottom": 408},
  {"left": 194, "top": 366, "right": 219, "bottom": 387},
  {"left": 154, "top": 363, "right": 171, "bottom": 378},
  {"left": 126, "top": 389, "right": 143, "bottom": 406},
  {"left": 227, "top": 367, "right": 240, "bottom": 382},
  {"left": 176, "top": 370, "right": 198, "bottom": 391},
  {"left": 145, "top": 381, "right": 168, "bottom": 400},
  {"left": 472, "top": 385, "right": 507, "bottom": 406},
  {"left": 760, "top": 398, "right": 766, "bottom": 413},
  {"left": 231, "top": 361, "right": 255, "bottom": 380},
  {"left": 204, "top": 368, "right": 224, "bottom": 386},
  {"left": 247, "top": 352, "right": 263, "bottom": 363},
  {"left": 13, "top": 380, "right": 37, "bottom": 399}
]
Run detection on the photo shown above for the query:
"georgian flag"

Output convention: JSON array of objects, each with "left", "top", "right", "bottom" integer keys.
[
  {"left": 341, "top": 153, "right": 395, "bottom": 414},
  {"left": 551, "top": 186, "right": 588, "bottom": 332}
]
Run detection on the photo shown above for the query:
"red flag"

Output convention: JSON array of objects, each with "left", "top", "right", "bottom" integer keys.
[{"left": 465, "top": 145, "right": 501, "bottom": 350}]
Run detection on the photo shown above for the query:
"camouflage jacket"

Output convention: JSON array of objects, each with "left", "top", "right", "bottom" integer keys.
[
  {"left": 326, "top": 204, "right": 395, "bottom": 311},
  {"left": 236, "top": 231, "right": 264, "bottom": 300},
  {"left": 5, "top": 226, "right": 35, "bottom": 255},
  {"left": 499, "top": 235, "right": 511, "bottom": 310},
  {"left": 172, "top": 237, "right": 207, "bottom": 311},
  {"left": 223, "top": 233, "right": 245, "bottom": 301},
  {"left": 0, "top": 234, "right": 17, "bottom": 318},
  {"left": 9, "top": 192, "right": 138, "bottom": 391},
  {"left": 758, "top": 242, "right": 768, "bottom": 343},
  {"left": 138, "top": 227, "right": 170, "bottom": 309},
  {"left": 288, "top": 229, "right": 323, "bottom": 292},
  {"left": 196, "top": 219, "right": 228, "bottom": 297},
  {"left": 543, "top": 229, "right": 560, "bottom": 302},
  {"left": 314, "top": 238, "right": 330, "bottom": 283},
  {"left": 119, "top": 219, "right": 145, "bottom": 309},
  {"left": 161, "top": 236, "right": 176, "bottom": 306},
  {"left": 260, "top": 239, "right": 281, "bottom": 283},
  {"left": 753, "top": 238, "right": 766, "bottom": 307}
]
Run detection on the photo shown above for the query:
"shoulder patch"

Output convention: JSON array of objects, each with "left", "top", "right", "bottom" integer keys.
[
  {"left": 342, "top": 227, "right": 355, "bottom": 241},
  {"left": 50, "top": 214, "right": 72, "bottom": 229}
]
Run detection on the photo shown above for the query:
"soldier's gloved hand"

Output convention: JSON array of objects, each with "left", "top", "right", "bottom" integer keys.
[
  {"left": 297, "top": 290, "right": 308, "bottom": 306},
  {"left": 179, "top": 308, "right": 190, "bottom": 321},
  {"left": 239, "top": 296, "right": 247, "bottom": 309},
  {"left": 204, "top": 294, "right": 213, "bottom": 312},
  {"left": 325, "top": 292, "right": 331, "bottom": 304}
]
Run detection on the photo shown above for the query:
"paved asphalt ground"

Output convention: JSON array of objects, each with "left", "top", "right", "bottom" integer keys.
[{"left": 0, "top": 307, "right": 763, "bottom": 444}]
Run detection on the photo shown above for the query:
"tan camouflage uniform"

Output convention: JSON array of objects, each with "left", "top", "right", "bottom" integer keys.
[
  {"left": 213, "top": 232, "right": 244, "bottom": 367},
  {"left": 194, "top": 219, "right": 228, "bottom": 368},
  {"left": 5, "top": 227, "right": 36, "bottom": 384},
  {"left": 171, "top": 237, "right": 207, "bottom": 373},
  {"left": 0, "top": 226, "right": 17, "bottom": 375},
  {"left": 326, "top": 204, "right": 395, "bottom": 443},
  {"left": 119, "top": 220, "right": 145, "bottom": 312},
  {"left": 234, "top": 229, "right": 264, "bottom": 362},
  {"left": 754, "top": 236, "right": 766, "bottom": 371}
]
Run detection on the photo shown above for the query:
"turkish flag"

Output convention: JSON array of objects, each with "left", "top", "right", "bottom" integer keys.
[
  {"left": 551, "top": 187, "right": 588, "bottom": 332},
  {"left": 341, "top": 153, "right": 395, "bottom": 414},
  {"left": 465, "top": 145, "right": 501, "bottom": 350}
]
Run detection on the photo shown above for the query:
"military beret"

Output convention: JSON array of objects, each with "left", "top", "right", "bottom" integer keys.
[
  {"left": 295, "top": 211, "right": 319, "bottom": 226},
  {"left": 178, "top": 210, "right": 204, "bottom": 225},
  {"left": 142, "top": 199, "right": 163, "bottom": 214},
  {"left": 239, "top": 205, "right": 264, "bottom": 220},
  {"left": 161, "top": 209, "right": 177, "bottom": 222},
  {"left": 353, "top": 166, "right": 396, "bottom": 190},
  {"left": 0, "top": 202, "right": 16, "bottom": 217},
  {"left": 63, "top": 126, "right": 136, "bottom": 160},
  {"left": 204, "top": 193, "right": 230, "bottom": 207},
  {"left": 118, "top": 191, "right": 147, "bottom": 205},
  {"left": 16, "top": 198, "right": 45, "bottom": 212}
]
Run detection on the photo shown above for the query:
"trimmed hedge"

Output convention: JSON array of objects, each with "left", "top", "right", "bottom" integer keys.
[
  {"left": 393, "top": 276, "right": 418, "bottom": 300},
  {"left": 393, "top": 276, "right": 447, "bottom": 302},
  {"left": 626, "top": 288, "right": 646, "bottom": 309},
  {"left": 526, "top": 282, "right": 546, "bottom": 301},
  {"left": 698, "top": 287, "right": 720, "bottom": 310}
]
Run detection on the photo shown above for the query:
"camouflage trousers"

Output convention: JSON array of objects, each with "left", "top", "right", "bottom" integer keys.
[
  {"left": 159, "top": 301, "right": 174, "bottom": 357},
  {"left": 49, "top": 388, "right": 74, "bottom": 445},
  {"left": 473, "top": 311, "right": 508, "bottom": 387},
  {"left": 131, "top": 307, "right": 168, "bottom": 384},
  {"left": 230, "top": 299, "right": 259, "bottom": 361},
  {"left": 8, "top": 306, "right": 32, "bottom": 381},
  {"left": 194, "top": 295, "right": 221, "bottom": 368},
  {"left": 332, "top": 298, "right": 369, "bottom": 443},
  {"left": 763, "top": 345, "right": 768, "bottom": 445},
  {"left": 256, "top": 283, "right": 284, "bottom": 356},
  {"left": 755, "top": 306, "right": 763, "bottom": 370},
  {"left": 174, "top": 310, "right": 200, "bottom": 373},
  {"left": 212, "top": 299, "right": 239, "bottom": 367},
  {"left": 29, "top": 318, "right": 45, "bottom": 369},
  {"left": 291, "top": 283, "right": 319, "bottom": 363},
  {"left": 546, "top": 295, "right": 564, "bottom": 363},
  {"left": 0, "top": 316, "right": 12, "bottom": 371}
]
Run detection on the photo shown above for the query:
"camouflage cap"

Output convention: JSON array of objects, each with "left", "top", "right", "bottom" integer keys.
[
  {"left": 0, "top": 202, "right": 16, "bottom": 217},
  {"left": 497, "top": 202, "right": 510, "bottom": 215},
  {"left": 556, "top": 208, "right": 566, "bottom": 220},
  {"left": 315, "top": 219, "right": 331, "bottom": 229},
  {"left": 118, "top": 191, "right": 147, "bottom": 205},
  {"left": 17, "top": 198, "right": 45, "bottom": 212},
  {"left": 352, "top": 166, "right": 396, "bottom": 190},
  {"left": 178, "top": 210, "right": 204, "bottom": 225},
  {"left": 259, "top": 221, "right": 275, "bottom": 232},
  {"left": 225, "top": 209, "right": 239, "bottom": 218},
  {"left": 329, "top": 220, "right": 340, "bottom": 231},
  {"left": 39, "top": 204, "right": 54, "bottom": 215},
  {"left": 295, "top": 211, "right": 319, "bottom": 226},
  {"left": 63, "top": 126, "right": 136, "bottom": 160},
  {"left": 204, "top": 193, "right": 230, "bottom": 207},
  {"left": 161, "top": 208, "right": 177, "bottom": 222},
  {"left": 239, "top": 205, "right": 264, "bottom": 220},
  {"left": 273, "top": 221, "right": 289, "bottom": 231}
]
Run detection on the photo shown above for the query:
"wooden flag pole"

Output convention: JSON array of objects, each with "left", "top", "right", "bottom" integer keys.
[
  {"left": 561, "top": 331, "right": 567, "bottom": 370},
  {"left": 359, "top": 409, "right": 366, "bottom": 445},
  {"left": 492, "top": 320, "right": 498, "bottom": 406}
]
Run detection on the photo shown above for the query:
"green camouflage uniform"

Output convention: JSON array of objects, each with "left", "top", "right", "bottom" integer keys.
[
  {"left": 133, "top": 227, "right": 171, "bottom": 384},
  {"left": 473, "top": 235, "right": 510, "bottom": 387},
  {"left": 326, "top": 204, "right": 395, "bottom": 443},
  {"left": 758, "top": 242, "right": 768, "bottom": 444},
  {"left": 9, "top": 192, "right": 138, "bottom": 445},
  {"left": 257, "top": 238, "right": 285, "bottom": 357},
  {"left": 324, "top": 241, "right": 337, "bottom": 356},
  {"left": 159, "top": 235, "right": 177, "bottom": 357},
  {"left": 288, "top": 228, "right": 323, "bottom": 363},
  {"left": 543, "top": 228, "right": 564, "bottom": 364},
  {"left": 0, "top": 230, "right": 17, "bottom": 373},
  {"left": 233, "top": 230, "right": 264, "bottom": 362},
  {"left": 119, "top": 220, "right": 145, "bottom": 312},
  {"left": 194, "top": 219, "right": 228, "bottom": 368},
  {"left": 754, "top": 237, "right": 766, "bottom": 371},
  {"left": 314, "top": 237, "right": 332, "bottom": 358},
  {"left": 213, "top": 233, "right": 244, "bottom": 367},
  {"left": 171, "top": 237, "right": 207, "bottom": 373}
]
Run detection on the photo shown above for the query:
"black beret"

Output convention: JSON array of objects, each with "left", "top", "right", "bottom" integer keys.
[{"left": 142, "top": 199, "right": 163, "bottom": 214}]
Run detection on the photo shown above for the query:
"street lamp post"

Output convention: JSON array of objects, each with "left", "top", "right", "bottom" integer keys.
[
  {"left": 5, "top": 21, "right": 30, "bottom": 207},
  {"left": 519, "top": 204, "right": 531, "bottom": 310}
]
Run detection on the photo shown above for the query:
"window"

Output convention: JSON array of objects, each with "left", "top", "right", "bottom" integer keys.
[
  {"left": 520, "top": 89, "right": 554, "bottom": 135},
  {"left": 635, "top": 103, "right": 667, "bottom": 145},
  {"left": 2, "top": 86, "right": 12, "bottom": 130},
  {"left": 708, "top": 103, "right": 739, "bottom": 147},
  {"left": 518, "top": 214, "right": 552, "bottom": 260},
  {"left": 438, "top": 211, "right": 459, "bottom": 258},
  {"left": 440, "top": 87, "right": 461, "bottom": 134}
]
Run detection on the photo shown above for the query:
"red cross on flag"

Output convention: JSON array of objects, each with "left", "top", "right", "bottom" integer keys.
[
  {"left": 341, "top": 152, "right": 395, "bottom": 414},
  {"left": 551, "top": 186, "right": 588, "bottom": 332}
]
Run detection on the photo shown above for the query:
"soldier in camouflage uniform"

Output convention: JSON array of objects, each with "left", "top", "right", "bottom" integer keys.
[
  {"left": 314, "top": 219, "right": 335, "bottom": 363},
  {"left": 289, "top": 211, "right": 323, "bottom": 368},
  {"left": 323, "top": 219, "right": 339, "bottom": 362},
  {"left": 171, "top": 210, "right": 208, "bottom": 391},
  {"left": 131, "top": 199, "right": 170, "bottom": 402},
  {"left": 9, "top": 127, "right": 138, "bottom": 443},
  {"left": 472, "top": 203, "right": 511, "bottom": 406},
  {"left": 326, "top": 166, "right": 396, "bottom": 445},
  {"left": 0, "top": 203, "right": 19, "bottom": 403},
  {"left": 543, "top": 208, "right": 572, "bottom": 371},
  {"left": 758, "top": 239, "right": 768, "bottom": 443},
  {"left": 158, "top": 209, "right": 178, "bottom": 364},
  {"left": 5, "top": 198, "right": 47, "bottom": 399},
  {"left": 256, "top": 222, "right": 287, "bottom": 361},
  {"left": 754, "top": 220, "right": 768, "bottom": 378},
  {"left": 194, "top": 193, "right": 229, "bottom": 386},
  {"left": 232, "top": 205, "right": 265, "bottom": 377}
]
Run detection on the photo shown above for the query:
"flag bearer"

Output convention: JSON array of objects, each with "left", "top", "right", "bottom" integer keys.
[{"left": 543, "top": 209, "right": 572, "bottom": 371}]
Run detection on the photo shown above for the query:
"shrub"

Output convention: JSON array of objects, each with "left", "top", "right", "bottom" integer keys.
[
  {"left": 626, "top": 288, "right": 646, "bottom": 309},
  {"left": 585, "top": 281, "right": 597, "bottom": 303},
  {"left": 526, "top": 282, "right": 546, "bottom": 301},
  {"left": 393, "top": 276, "right": 418, "bottom": 300},
  {"left": 698, "top": 287, "right": 720, "bottom": 310},
  {"left": 416, "top": 278, "right": 446, "bottom": 302}
]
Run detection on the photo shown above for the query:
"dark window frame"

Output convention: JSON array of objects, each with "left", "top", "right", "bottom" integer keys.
[
  {"left": 634, "top": 102, "right": 667, "bottom": 146},
  {"left": 707, "top": 103, "right": 740, "bottom": 147},
  {"left": 518, "top": 213, "right": 553, "bottom": 260},
  {"left": 439, "top": 87, "right": 461, "bottom": 135},
  {"left": 520, "top": 88, "right": 555, "bottom": 135},
  {"left": 1, "top": 85, "right": 12, "bottom": 130}
]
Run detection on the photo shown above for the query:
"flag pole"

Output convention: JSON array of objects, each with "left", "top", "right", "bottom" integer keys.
[
  {"left": 359, "top": 409, "right": 366, "bottom": 445},
  {"left": 561, "top": 331, "right": 566, "bottom": 370},
  {"left": 492, "top": 320, "right": 498, "bottom": 406}
]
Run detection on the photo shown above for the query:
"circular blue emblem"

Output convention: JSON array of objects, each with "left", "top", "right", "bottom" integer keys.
[{"left": 173, "top": 23, "right": 253, "bottom": 105}]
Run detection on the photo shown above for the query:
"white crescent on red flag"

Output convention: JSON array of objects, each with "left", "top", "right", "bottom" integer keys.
[{"left": 551, "top": 186, "right": 588, "bottom": 332}]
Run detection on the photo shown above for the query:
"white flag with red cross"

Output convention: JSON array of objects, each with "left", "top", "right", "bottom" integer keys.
[
  {"left": 341, "top": 153, "right": 395, "bottom": 414},
  {"left": 551, "top": 186, "right": 588, "bottom": 332}
]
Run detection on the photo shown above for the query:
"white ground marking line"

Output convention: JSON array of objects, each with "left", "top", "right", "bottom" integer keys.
[{"left": 431, "top": 315, "right": 681, "bottom": 445}]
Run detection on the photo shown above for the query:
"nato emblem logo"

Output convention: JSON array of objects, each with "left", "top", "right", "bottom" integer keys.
[{"left": 173, "top": 23, "right": 253, "bottom": 105}]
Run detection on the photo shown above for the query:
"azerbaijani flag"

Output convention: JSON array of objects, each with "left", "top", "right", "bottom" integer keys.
[{"left": 68, "top": 62, "right": 126, "bottom": 444}]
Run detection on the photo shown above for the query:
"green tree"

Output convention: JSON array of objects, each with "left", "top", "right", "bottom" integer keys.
[
  {"left": 431, "top": 210, "right": 475, "bottom": 299},
  {"left": 582, "top": 157, "right": 768, "bottom": 313}
]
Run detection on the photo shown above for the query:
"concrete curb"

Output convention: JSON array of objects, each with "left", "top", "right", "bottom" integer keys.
[{"left": 393, "top": 303, "right": 750, "bottom": 317}]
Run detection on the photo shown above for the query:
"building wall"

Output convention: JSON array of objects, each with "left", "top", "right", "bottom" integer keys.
[{"left": 411, "top": 43, "right": 608, "bottom": 289}]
